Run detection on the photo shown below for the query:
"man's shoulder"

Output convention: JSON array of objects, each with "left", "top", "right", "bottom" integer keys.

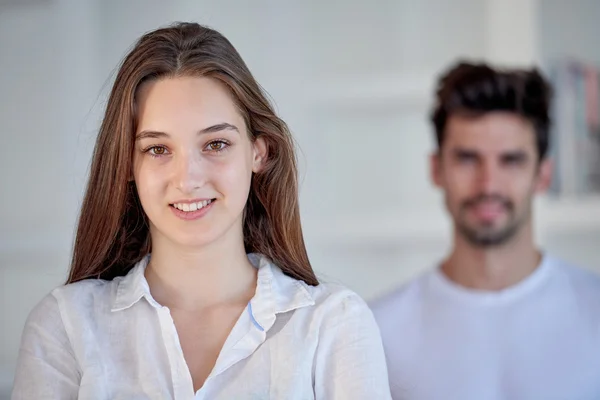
[
  {"left": 549, "top": 254, "right": 600, "bottom": 291},
  {"left": 368, "top": 269, "right": 433, "bottom": 319}
]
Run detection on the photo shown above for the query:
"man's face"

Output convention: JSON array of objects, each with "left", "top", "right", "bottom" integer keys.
[{"left": 431, "top": 112, "right": 552, "bottom": 247}]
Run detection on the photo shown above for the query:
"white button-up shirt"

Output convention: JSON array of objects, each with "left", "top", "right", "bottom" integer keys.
[{"left": 12, "top": 253, "right": 391, "bottom": 399}]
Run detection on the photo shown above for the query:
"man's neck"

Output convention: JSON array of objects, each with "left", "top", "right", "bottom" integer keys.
[{"left": 441, "top": 226, "right": 542, "bottom": 291}]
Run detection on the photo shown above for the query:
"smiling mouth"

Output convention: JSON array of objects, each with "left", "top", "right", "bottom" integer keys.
[{"left": 170, "top": 199, "right": 215, "bottom": 212}]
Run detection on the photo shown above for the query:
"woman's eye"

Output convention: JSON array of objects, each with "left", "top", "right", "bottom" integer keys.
[
  {"left": 151, "top": 146, "right": 166, "bottom": 155},
  {"left": 206, "top": 140, "right": 228, "bottom": 152},
  {"left": 144, "top": 145, "right": 169, "bottom": 157}
]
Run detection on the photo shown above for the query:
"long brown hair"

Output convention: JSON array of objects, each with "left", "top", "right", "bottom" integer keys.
[{"left": 67, "top": 22, "right": 318, "bottom": 286}]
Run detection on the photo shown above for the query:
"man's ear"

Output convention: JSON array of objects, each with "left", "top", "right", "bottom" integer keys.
[
  {"left": 535, "top": 157, "right": 553, "bottom": 193},
  {"left": 430, "top": 151, "right": 443, "bottom": 188}
]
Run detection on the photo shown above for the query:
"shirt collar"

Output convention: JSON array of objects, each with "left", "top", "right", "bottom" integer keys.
[
  {"left": 111, "top": 253, "right": 316, "bottom": 324},
  {"left": 246, "top": 253, "right": 315, "bottom": 332},
  {"left": 111, "top": 254, "right": 157, "bottom": 312}
]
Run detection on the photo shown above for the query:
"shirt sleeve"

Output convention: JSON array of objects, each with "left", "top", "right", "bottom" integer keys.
[
  {"left": 313, "top": 291, "right": 392, "bottom": 399},
  {"left": 11, "top": 292, "right": 81, "bottom": 399}
]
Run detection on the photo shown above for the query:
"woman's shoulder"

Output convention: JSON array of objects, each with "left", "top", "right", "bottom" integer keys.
[
  {"left": 304, "top": 278, "right": 366, "bottom": 304},
  {"left": 21, "top": 277, "right": 116, "bottom": 341},
  {"left": 257, "top": 254, "right": 371, "bottom": 318},
  {"left": 22, "top": 275, "right": 126, "bottom": 344},
  {"left": 255, "top": 254, "right": 372, "bottom": 316},
  {"left": 304, "top": 279, "right": 374, "bottom": 319},
  {"left": 52, "top": 275, "right": 119, "bottom": 304},
  {"left": 31, "top": 274, "right": 128, "bottom": 325}
]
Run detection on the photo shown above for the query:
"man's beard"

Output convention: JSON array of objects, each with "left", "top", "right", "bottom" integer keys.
[{"left": 455, "top": 194, "right": 527, "bottom": 247}]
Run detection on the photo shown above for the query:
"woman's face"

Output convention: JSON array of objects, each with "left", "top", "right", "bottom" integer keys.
[{"left": 132, "top": 76, "right": 266, "bottom": 250}]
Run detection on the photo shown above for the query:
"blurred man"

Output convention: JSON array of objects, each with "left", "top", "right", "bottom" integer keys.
[{"left": 370, "top": 62, "right": 600, "bottom": 400}]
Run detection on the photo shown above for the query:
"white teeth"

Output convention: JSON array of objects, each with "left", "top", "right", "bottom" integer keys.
[{"left": 172, "top": 200, "right": 213, "bottom": 212}]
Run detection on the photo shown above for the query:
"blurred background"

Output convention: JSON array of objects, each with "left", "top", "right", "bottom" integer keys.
[{"left": 1, "top": 0, "right": 600, "bottom": 396}]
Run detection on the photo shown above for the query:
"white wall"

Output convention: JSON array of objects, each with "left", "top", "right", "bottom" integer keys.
[
  {"left": 0, "top": 2, "right": 96, "bottom": 394},
  {"left": 540, "top": 0, "right": 600, "bottom": 65},
  {"left": 1, "top": 1, "right": 599, "bottom": 396}
]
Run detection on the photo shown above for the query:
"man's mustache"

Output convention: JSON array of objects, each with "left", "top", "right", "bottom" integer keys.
[{"left": 462, "top": 194, "right": 514, "bottom": 211}]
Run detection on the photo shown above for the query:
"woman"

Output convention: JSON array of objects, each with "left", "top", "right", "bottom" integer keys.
[{"left": 12, "top": 22, "right": 391, "bottom": 399}]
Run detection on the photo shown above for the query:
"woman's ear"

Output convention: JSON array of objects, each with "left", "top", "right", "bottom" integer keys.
[{"left": 252, "top": 136, "right": 268, "bottom": 173}]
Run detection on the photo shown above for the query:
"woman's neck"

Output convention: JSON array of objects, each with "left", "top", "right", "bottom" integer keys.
[{"left": 144, "top": 229, "right": 257, "bottom": 312}]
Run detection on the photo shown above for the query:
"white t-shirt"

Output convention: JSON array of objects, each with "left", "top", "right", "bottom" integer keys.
[
  {"left": 370, "top": 253, "right": 600, "bottom": 400},
  {"left": 12, "top": 253, "right": 392, "bottom": 400}
]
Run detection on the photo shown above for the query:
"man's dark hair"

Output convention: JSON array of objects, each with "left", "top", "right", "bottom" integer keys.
[{"left": 430, "top": 61, "right": 553, "bottom": 160}]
